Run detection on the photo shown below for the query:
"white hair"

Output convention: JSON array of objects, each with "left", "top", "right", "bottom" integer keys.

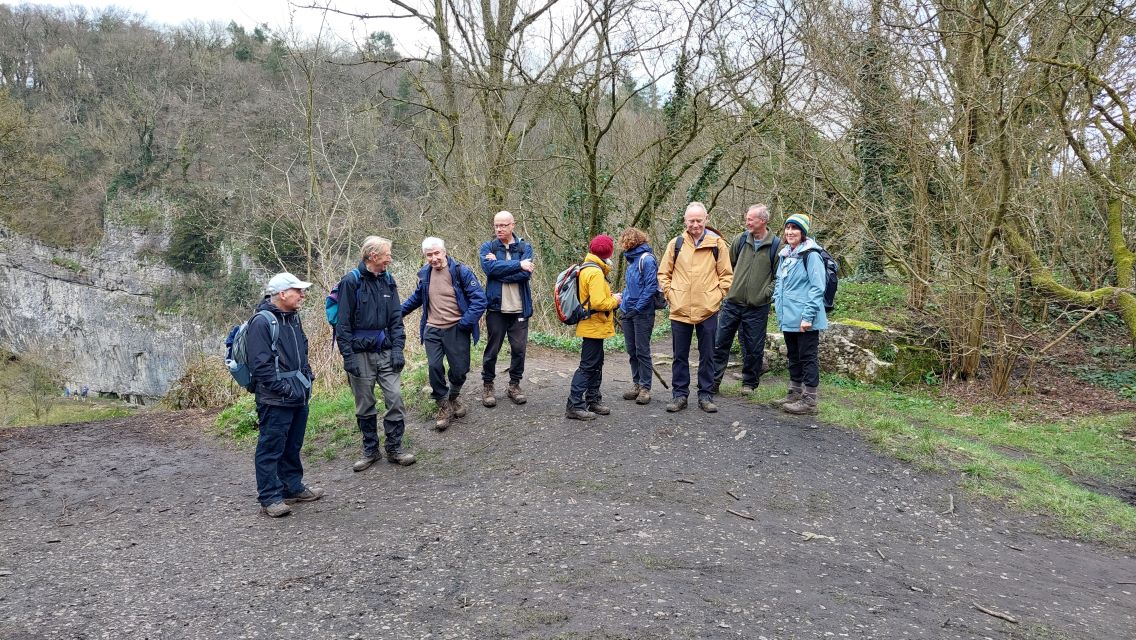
[
  {"left": 747, "top": 204, "right": 769, "bottom": 221},
  {"left": 685, "top": 201, "right": 707, "bottom": 216},
  {"left": 421, "top": 237, "right": 445, "bottom": 252}
]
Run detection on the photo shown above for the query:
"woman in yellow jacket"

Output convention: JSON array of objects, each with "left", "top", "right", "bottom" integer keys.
[{"left": 566, "top": 235, "right": 623, "bottom": 421}]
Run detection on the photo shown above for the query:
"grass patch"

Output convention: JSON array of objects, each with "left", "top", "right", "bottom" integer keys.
[
  {"left": 828, "top": 281, "right": 910, "bottom": 326},
  {"left": 762, "top": 375, "right": 1136, "bottom": 548},
  {"left": 213, "top": 358, "right": 435, "bottom": 454},
  {"left": 531, "top": 313, "right": 671, "bottom": 352},
  {"left": 0, "top": 349, "right": 135, "bottom": 427}
]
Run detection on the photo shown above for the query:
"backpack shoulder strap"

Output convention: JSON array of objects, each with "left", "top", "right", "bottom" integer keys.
[
  {"left": 769, "top": 236, "right": 780, "bottom": 268},
  {"left": 734, "top": 232, "right": 747, "bottom": 255},
  {"left": 256, "top": 309, "right": 279, "bottom": 351},
  {"left": 673, "top": 236, "right": 683, "bottom": 262}
]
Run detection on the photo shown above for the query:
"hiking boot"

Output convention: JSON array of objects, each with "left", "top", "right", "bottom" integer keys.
[
  {"left": 352, "top": 453, "right": 381, "bottom": 472},
  {"left": 435, "top": 398, "right": 452, "bottom": 431},
  {"left": 284, "top": 486, "right": 325, "bottom": 504},
  {"left": 710, "top": 380, "right": 721, "bottom": 395},
  {"left": 769, "top": 381, "right": 803, "bottom": 409},
  {"left": 588, "top": 402, "right": 611, "bottom": 416},
  {"left": 386, "top": 448, "right": 417, "bottom": 466},
  {"left": 635, "top": 388, "right": 651, "bottom": 405},
  {"left": 783, "top": 385, "right": 818, "bottom": 416},
  {"left": 740, "top": 385, "right": 756, "bottom": 394},
  {"left": 665, "top": 396, "right": 688, "bottom": 413},
  {"left": 698, "top": 398, "right": 718, "bottom": 413},
  {"left": 450, "top": 395, "right": 468, "bottom": 418},
  {"left": 507, "top": 382, "right": 527, "bottom": 405},
  {"left": 260, "top": 501, "right": 292, "bottom": 518},
  {"left": 565, "top": 408, "right": 597, "bottom": 421},
  {"left": 622, "top": 384, "right": 642, "bottom": 401},
  {"left": 482, "top": 383, "right": 497, "bottom": 408}
]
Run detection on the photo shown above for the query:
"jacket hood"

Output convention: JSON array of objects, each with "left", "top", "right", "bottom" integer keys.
[
  {"left": 584, "top": 253, "right": 611, "bottom": 274},
  {"left": 623, "top": 243, "right": 652, "bottom": 261},
  {"left": 780, "top": 237, "right": 818, "bottom": 257}
]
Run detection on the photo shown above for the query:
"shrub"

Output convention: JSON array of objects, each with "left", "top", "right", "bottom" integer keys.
[{"left": 163, "top": 354, "right": 242, "bottom": 409}]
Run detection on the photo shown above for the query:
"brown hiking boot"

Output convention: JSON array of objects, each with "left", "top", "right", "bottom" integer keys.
[
  {"left": 435, "top": 398, "right": 452, "bottom": 431},
  {"left": 386, "top": 448, "right": 417, "bottom": 466},
  {"left": 450, "top": 395, "right": 468, "bottom": 418},
  {"left": 622, "top": 384, "right": 642, "bottom": 401},
  {"left": 507, "top": 382, "right": 527, "bottom": 405},
  {"left": 665, "top": 396, "right": 688, "bottom": 413},
  {"left": 635, "top": 388, "right": 651, "bottom": 405},
  {"left": 482, "top": 383, "right": 497, "bottom": 408},
  {"left": 352, "top": 453, "right": 381, "bottom": 472},
  {"left": 588, "top": 402, "right": 610, "bottom": 415},
  {"left": 284, "top": 486, "right": 324, "bottom": 504},
  {"left": 698, "top": 398, "right": 718, "bottom": 413},
  {"left": 769, "top": 382, "right": 803, "bottom": 409},
  {"left": 260, "top": 501, "right": 292, "bottom": 518},
  {"left": 783, "top": 385, "right": 818, "bottom": 415},
  {"left": 565, "top": 408, "right": 597, "bottom": 421}
]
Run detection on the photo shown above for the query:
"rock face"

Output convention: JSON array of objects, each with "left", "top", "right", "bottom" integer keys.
[{"left": 0, "top": 225, "right": 214, "bottom": 403}]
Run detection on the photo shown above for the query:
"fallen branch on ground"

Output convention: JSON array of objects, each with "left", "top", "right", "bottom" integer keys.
[
  {"left": 973, "top": 603, "right": 1018, "bottom": 624},
  {"left": 726, "top": 508, "right": 755, "bottom": 521}
]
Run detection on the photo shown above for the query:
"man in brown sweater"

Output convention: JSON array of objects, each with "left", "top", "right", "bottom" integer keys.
[{"left": 401, "top": 237, "right": 488, "bottom": 431}]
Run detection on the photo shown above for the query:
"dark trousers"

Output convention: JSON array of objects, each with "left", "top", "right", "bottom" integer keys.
[
  {"left": 712, "top": 300, "right": 769, "bottom": 388},
  {"left": 784, "top": 330, "right": 821, "bottom": 387},
  {"left": 481, "top": 311, "right": 529, "bottom": 384},
  {"left": 671, "top": 314, "right": 718, "bottom": 400},
  {"left": 621, "top": 312, "right": 655, "bottom": 389},
  {"left": 567, "top": 337, "right": 605, "bottom": 410},
  {"left": 424, "top": 325, "right": 472, "bottom": 400},
  {"left": 254, "top": 402, "right": 309, "bottom": 506}
]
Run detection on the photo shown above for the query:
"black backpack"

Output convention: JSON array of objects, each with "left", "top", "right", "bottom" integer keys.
[{"left": 802, "top": 247, "right": 838, "bottom": 312}]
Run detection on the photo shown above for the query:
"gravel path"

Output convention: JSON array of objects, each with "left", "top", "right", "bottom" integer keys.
[{"left": 2, "top": 349, "right": 1134, "bottom": 639}]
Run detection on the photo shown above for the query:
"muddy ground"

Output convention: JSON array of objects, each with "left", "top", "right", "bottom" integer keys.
[{"left": 2, "top": 348, "right": 1134, "bottom": 639}]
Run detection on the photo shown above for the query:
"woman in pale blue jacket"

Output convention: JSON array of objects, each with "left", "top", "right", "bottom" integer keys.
[{"left": 771, "top": 213, "right": 826, "bottom": 415}]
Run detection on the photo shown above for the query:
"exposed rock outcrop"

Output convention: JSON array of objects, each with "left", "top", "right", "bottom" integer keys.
[{"left": 0, "top": 224, "right": 213, "bottom": 402}]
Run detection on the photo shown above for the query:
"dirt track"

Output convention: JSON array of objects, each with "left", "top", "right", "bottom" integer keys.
[{"left": 2, "top": 349, "right": 1134, "bottom": 639}]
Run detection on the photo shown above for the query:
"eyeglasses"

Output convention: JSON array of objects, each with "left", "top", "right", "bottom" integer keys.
[{"left": 494, "top": 223, "right": 513, "bottom": 228}]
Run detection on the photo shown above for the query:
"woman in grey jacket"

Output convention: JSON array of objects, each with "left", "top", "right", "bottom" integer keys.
[{"left": 771, "top": 213, "right": 827, "bottom": 415}]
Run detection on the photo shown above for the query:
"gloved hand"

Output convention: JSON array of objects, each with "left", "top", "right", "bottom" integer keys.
[
  {"left": 390, "top": 349, "right": 406, "bottom": 373},
  {"left": 343, "top": 354, "right": 362, "bottom": 378}
]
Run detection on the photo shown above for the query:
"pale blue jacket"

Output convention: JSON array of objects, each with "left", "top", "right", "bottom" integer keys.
[{"left": 772, "top": 238, "right": 828, "bottom": 332}]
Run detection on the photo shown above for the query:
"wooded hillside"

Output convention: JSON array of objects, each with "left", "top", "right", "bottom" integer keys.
[{"left": 1, "top": 0, "right": 1132, "bottom": 394}]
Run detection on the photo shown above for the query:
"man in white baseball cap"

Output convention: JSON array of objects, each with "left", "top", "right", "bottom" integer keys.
[{"left": 248, "top": 271, "right": 320, "bottom": 517}]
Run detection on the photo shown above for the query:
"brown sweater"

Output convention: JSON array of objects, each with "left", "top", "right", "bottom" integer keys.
[{"left": 426, "top": 266, "right": 462, "bottom": 328}]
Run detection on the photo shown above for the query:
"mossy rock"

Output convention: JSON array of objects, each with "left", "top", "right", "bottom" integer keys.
[
  {"left": 880, "top": 345, "right": 943, "bottom": 386},
  {"left": 840, "top": 318, "right": 887, "bottom": 332}
]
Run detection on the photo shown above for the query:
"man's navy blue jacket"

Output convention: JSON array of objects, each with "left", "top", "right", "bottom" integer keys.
[
  {"left": 478, "top": 234, "right": 534, "bottom": 318},
  {"left": 247, "top": 298, "right": 313, "bottom": 407},
  {"left": 334, "top": 260, "right": 406, "bottom": 358},
  {"left": 401, "top": 257, "right": 488, "bottom": 343}
]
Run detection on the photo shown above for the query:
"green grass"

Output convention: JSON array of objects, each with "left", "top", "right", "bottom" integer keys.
[
  {"left": 0, "top": 350, "right": 135, "bottom": 427},
  {"left": 742, "top": 376, "right": 1136, "bottom": 548},
  {"left": 214, "top": 358, "right": 436, "bottom": 453},
  {"left": 828, "top": 281, "right": 910, "bottom": 326}
]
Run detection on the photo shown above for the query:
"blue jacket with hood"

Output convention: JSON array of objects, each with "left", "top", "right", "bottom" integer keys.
[
  {"left": 772, "top": 238, "right": 828, "bottom": 332},
  {"left": 478, "top": 234, "right": 534, "bottom": 318},
  {"left": 247, "top": 298, "right": 314, "bottom": 407},
  {"left": 620, "top": 243, "right": 660, "bottom": 316}
]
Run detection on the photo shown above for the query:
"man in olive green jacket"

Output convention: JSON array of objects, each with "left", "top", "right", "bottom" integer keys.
[{"left": 711, "top": 203, "right": 779, "bottom": 395}]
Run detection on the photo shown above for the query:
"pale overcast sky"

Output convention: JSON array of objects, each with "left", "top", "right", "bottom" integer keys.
[{"left": 29, "top": 1, "right": 428, "bottom": 50}]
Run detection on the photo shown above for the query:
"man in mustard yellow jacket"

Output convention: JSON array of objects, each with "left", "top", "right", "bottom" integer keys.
[
  {"left": 565, "top": 235, "right": 623, "bottom": 421},
  {"left": 657, "top": 202, "right": 734, "bottom": 413}
]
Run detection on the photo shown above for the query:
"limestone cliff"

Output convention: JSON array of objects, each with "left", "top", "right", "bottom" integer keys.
[{"left": 0, "top": 225, "right": 214, "bottom": 403}]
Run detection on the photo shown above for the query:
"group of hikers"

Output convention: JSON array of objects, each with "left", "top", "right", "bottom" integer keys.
[{"left": 242, "top": 201, "right": 830, "bottom": 517}]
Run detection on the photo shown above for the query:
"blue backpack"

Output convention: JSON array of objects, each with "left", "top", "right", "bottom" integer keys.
[
  {"left": 225, "top": 310, "right": 278, "bottom": 392},
  {"left": 325, "top": 268, "right": 361, "bottom": 326}
]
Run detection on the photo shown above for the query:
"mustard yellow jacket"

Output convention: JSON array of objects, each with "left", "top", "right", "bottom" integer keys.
[
  {"left": 657, "top": 229, "right": 734, "bottom": 324},
  {"left": 576, "top": 253, "right": 619, "bottom": 339}
]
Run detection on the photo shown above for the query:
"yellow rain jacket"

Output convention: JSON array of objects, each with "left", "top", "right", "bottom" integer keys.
[
  {"left": 657, "top": 229, "right": 734, "bottom": 324},
  {"left": 576, "top": 253, "right": 619, "bottom": 339}
]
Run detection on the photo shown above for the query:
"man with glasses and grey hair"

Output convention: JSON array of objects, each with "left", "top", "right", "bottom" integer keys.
[
  {"left": 479, "top": 210, "right": 535, "bottom": 408},
  {"left": 402, "top": 237, "right": 487, "bottom": 431},
  {"left": 335, "top": 236, "right": 416, "bottom": 471}
]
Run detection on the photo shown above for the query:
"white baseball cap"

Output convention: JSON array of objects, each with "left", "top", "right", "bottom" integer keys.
[{"left": 266, "top": 272, "right": 313, "bottom": 295}]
